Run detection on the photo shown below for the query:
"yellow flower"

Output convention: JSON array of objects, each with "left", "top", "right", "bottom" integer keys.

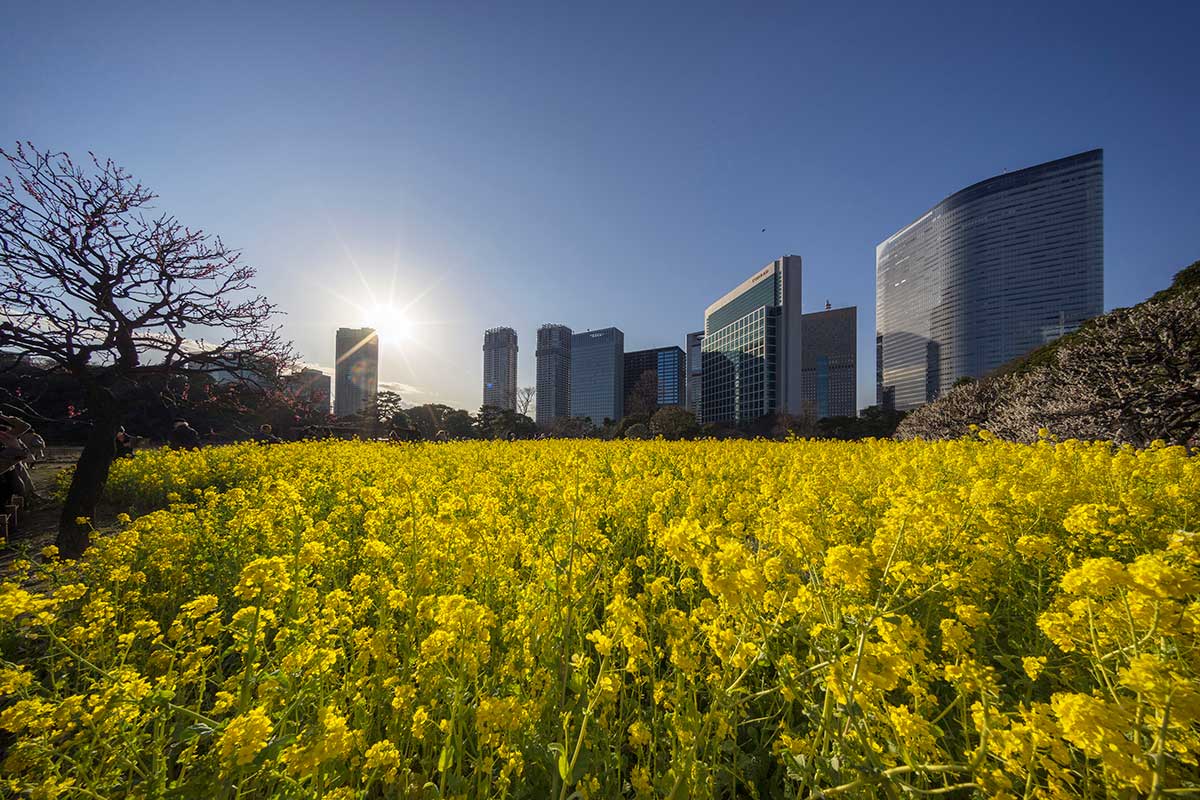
[
  {"left": 234, "top": 557, "right": 293, "bottom": 606},
  {"left": 217, "top": 707, "right": 273, "bottom": 771}
]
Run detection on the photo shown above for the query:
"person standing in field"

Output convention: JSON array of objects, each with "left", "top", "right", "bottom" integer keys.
[
  {"left": 168, "top": 419, "right": 202, "bottom": 450},
  {"left": 0, "top": 417, "right": 32, "bottom": 533},
  {"left": 115, "top": 426, "right": 137, "bottom": 458},
  {"left": 255, "top": 424, "right": 282, "bottom": 445}
]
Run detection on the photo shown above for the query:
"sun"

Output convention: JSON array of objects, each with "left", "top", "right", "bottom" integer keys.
[{"left": 368, "top": 304, "right": 412, "bottom": 344}]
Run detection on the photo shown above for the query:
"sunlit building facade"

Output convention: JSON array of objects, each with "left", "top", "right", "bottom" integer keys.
[
  {"left": 701, "top": 256, "right": 803, "bottom": 424},
  {"left": 536, "top": 324, "right": 572, "bottom": 426},
  {"left": 482, "top": 327, "right": 518, "bottom": 411},
  {"left": 334, "top": 327, "right": 379, "bottom": 417},
  {"left": 570, "top": 327, "right": 624, "bottom": 425},
  {"left": 876, "top": 150, "right": 1104, "bottom": 410}
]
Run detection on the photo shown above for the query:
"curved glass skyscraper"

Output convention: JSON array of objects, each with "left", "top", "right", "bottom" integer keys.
[{"left": 876, "top": 150, "right": 1103, "bottom": 411}]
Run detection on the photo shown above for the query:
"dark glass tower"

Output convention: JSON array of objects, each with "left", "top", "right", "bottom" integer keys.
[
  {"left": 685, "top": 331, "right": 704, "bottom": 416},
  {"left": 482, "top": 327, "right": 518, "bottom": 411},
  {"left": 801, "top": 306, "right": 857, "bottom": 419},
  {"left": 570, "top": 327, "right": 624, "bottom": 425},
  {"left": 535, "top": 324, "right": 572, "bottom": 426},
  {"left": 876, "top": 150, "right": 1103, "bottom": 411},
  {"left": 623, "top": 346, "right": 686, "bottom": 410},
  {"left": 334, "top": 327, "right": 379, "bottom": 417}
]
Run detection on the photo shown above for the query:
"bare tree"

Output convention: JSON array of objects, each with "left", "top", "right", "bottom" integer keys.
[
  {"left": 516, "top": 385, "right": 536, "bottom": 417},
  {"left": 0, "top": 142, "right": 293, "bottom": 556}
]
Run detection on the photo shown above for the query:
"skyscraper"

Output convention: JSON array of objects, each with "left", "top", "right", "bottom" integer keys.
[
  {"left": 876, "top": 149, "right": 1104, "bottom": 411},
  {"left": 482, "top": 327, "right": 518, "bottom": 411},
  {"left": 701, "top": 256, "right": 803, "bottom": 424},
  {"left": 334, "top": 327, "right": 379, "bottom": 417},
  {"left": 801, "top": 306, "right": 857, "bottom": 419},
  {"left": 623, "top": 346, "right": 686, "bottom": 412},
  {"left": 685, "top": 331, "right": 704, "bottom": 416},
  {"left": 536, "top": 324, "right": 572, "bottom": 426},
  {"left": 570, "top": 327, "right": 624, "bottom": 425}
]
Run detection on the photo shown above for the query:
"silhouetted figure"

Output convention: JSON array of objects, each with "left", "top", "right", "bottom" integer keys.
[
  {"left": 255, "top": 423, "right": 282, "bottom": 445},
  {"left": 0, "top": 417, "right": 32, "bottom": 534},
  {"left": 21, "top": 430, "right": 45, "bottom": 461},
  {"left": 168, "top": 419, "right": 202, "bottom": 451}
]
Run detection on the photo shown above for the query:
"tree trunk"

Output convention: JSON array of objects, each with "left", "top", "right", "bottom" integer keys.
[{"left": 57, "top": 386, "right": 121, "bottom": 559}]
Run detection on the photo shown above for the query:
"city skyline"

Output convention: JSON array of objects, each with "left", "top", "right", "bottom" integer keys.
[{"left": 9, "top": 4, "right": 1195, "bottom": 412}]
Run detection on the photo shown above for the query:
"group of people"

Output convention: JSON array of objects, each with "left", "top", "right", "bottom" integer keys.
[
  {"left": 0, "top": 413, "right": 46, "bottom": 537},
  {"left": 115, "top": 418, "right": 271, "bottom": 456}
]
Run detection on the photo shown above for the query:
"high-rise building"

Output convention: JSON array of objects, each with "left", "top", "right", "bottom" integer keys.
[
  {"left": 536, "top": 324, "right": 572, "bottom": 426},
  {"left": 685, "top": 331, "right": 704, "bottom": 416},
  {"left": 334, "top": 327, "right": 379, "bottom": 417},
  {"left": 623, "top": 346, "right": 686, "bottom": 412},
  {"left": 701, "top": 256, "right": 803, "bottom": 424},
  {"left": 482, "top": 327, "right": 518, "bottom": 411},
  {"left": 284, "top": 367, "right": 332, "bottom": 416},
  {"left": 876, "top": 149, "right": 1103, "bottom": 411},
  {"left": 570, "top": 327, "right": 624, "bottom": 425},
  {"left": 801, "top": 305, "right": 857, "bottom": 419}
]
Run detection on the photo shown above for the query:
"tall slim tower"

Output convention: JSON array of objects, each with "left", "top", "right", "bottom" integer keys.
[
  {"left": 483, "top": 327, "right": 518, "bottom": 411},
  {"left": 334, "top": 327, "right": 379, "bottom": 417},
  {"left": 685, "top": 330, "right": 704, "bottom": 417},
  {"left": 536, "top": 324, "right": 572, "bottom": 426},
  {"left": 876, "top": 149, "right": 1103, "bottom": 410}
]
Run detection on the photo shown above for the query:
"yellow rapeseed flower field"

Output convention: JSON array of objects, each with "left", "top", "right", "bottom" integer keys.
[{"left": 1, "top": 437, "right": 1198, "bottom": 798}]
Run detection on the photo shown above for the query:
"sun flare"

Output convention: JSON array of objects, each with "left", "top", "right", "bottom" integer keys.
[{"left": 367, "top": 304, "right": 411, "bottom": 344}]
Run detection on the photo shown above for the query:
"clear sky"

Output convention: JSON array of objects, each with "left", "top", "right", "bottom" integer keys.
[{"left": 3, "top": 1, "right": 1198, "bottom": 410}]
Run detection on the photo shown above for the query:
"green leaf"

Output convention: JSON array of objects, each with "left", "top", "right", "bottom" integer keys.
[{"left": 557, "top": 748, "right": 570, "bottom": 781}]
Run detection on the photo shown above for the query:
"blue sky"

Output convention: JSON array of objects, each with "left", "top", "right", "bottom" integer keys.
[{"left": 3, "top": 1, "right": 1198, "bottom": 410}]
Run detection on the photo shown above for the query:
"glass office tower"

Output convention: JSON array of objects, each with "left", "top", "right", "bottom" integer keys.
[
  {"left": 701, "top": 256, "right": 803, "bottom": 424},
  {"left": 801, "top": 306, "right": 857, "bottom": 419},
  {"left": 876, "top": 150, "right": 1103, "bottom": 411},
  {"left": 536, "top": 324, "right": 572, "bottom": 426},
  {"left": 570, "top": 327, "right": 624, "bottom": 425}
]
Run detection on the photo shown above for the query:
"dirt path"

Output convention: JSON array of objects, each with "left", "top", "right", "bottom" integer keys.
[{"left": 2, "top": 448, "right": 86, "bottom": 564}]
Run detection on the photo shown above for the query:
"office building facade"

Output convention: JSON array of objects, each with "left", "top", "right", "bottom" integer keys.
[
  {"left": 570, "top": 327, "right": 624, "bottom": 425},
  {"left": 876, "top": 149, "right": 1104, "bottom": 410},
  {"left": 801, "top": 306, "right": 857, "bottom": 418},
  {"left": 623, "top": 346, "right": 686, "bottom": 412},
  {"left": 334, "top": 327, "right": 379, "bottom": 417},
  {"left": 685, "top": 331, "right": 704, "bottom": 416},
  {"left": 701, "top": 256, "right": 803, "bottom": 424},
  {"left": 482, "top": 327, "right": 519, "bottom": 411},
  {"left": 535, "top": 324, "right": 572, "bottom": 426}
]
